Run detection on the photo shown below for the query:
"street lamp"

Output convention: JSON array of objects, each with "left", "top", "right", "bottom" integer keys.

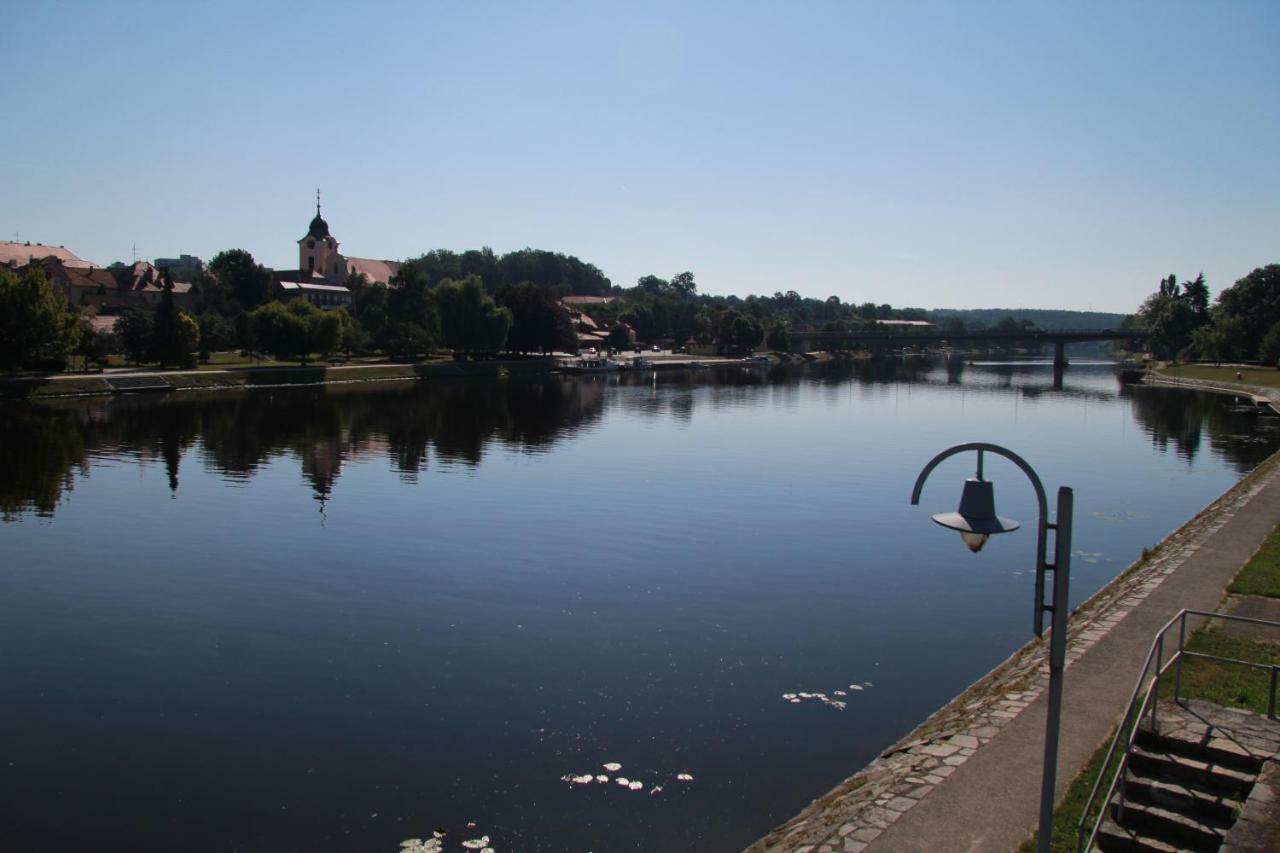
[{"left": 910, "top": 442, "right": 1073, "bottom": 853}]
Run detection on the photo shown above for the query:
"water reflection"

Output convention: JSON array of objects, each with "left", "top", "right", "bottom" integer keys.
[{"left": 1, "top": 361, "right": 1275, "bottom": 521}]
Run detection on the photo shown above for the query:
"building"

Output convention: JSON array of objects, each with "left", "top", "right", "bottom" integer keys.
[
  {"left": 153, "top": 254, "right": 203, "bottom": 282},
  {"left": 273, "top": 195, "right": 401, "bottom": 308},
  {"left": 26, "top": 256, "right": 192, "bottom": 314},
  {"left": 0, "top": 240, "right": 93, "bottom": 270}
]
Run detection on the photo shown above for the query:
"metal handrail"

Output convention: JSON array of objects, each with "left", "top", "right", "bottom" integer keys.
[{"left": 1076, "top": 608, "right": 1280, "bottom": 852}]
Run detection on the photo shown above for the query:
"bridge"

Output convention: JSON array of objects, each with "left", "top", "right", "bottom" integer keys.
[{"left": 791, "top": 327, "right": 1149, "bottom": 367}]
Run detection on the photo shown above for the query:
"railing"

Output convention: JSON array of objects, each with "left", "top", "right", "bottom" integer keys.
[{"left": 1076, "top": 608, "right": 1280, "bottom": 852}]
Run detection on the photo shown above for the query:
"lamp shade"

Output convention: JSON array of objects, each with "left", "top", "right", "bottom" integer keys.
[{"left": 931, "top": 478, "right": 1021, "bottom": 536}]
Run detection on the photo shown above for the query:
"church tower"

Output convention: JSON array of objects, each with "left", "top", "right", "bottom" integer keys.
[{"left": 298, "top": 189, "right": 339, "bottom": 279}]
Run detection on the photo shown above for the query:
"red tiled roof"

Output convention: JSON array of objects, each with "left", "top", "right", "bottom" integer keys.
[
  {"left": 345, "top": 257, "right": 400, "bottom": 285},
  {"left": 0, "top": 241, "right": 93, "bottom": 268}
]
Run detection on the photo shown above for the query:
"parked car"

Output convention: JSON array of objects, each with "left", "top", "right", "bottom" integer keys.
[{"left": 651, "top": 344, "right": 661, "bottom": 352}]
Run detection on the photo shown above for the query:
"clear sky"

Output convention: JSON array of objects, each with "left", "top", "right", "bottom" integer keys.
[{"left": 3, "top": 1, "right": 1277, "bottom": 312}]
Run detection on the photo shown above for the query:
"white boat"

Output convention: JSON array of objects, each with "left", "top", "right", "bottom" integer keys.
[{"left": 562, "top": 357, "right": 622, "bottom": 373}]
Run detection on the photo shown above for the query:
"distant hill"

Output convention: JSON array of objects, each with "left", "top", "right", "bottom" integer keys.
[{"left": 928, "top": 308, "right": 1129, "bottom": 330}]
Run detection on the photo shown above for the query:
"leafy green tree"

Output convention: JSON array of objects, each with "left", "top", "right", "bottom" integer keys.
[
  {"left": 731, "top": 314, "right": 764, "bottom": 351},
  {"left": 497, "top": 282, "right": 576, "bottom": 354},
  {"left": 152, "top": 274, "right": 196, "bottom": 367},
  {"left": 208, "top": 249, "right": 273, "bottom": 311},
  {"left": 1259, "top": 320, "right": 1280, "bottom": 365},
  {"left": 434, "top": 276, "right": 512, "bottom": 355},
  {"left": 386, "top": 264, "right": 440, "bottom": 340},
  {"left": 74, "top": 319, "right": 118, "bottom": 370},
  {"left": 0, "top": 266, "right": 81, "bottom": 372},
  {"left": 765, "top": 320, "right": 790, "bottom": 351},
  {"left": 198, "top": 312, "right": 236, "bottom": 358},
  {"left": 117, "top": 308, "right": 154, "bottom": 364},
  {"left": 1212, "top": 264, "right": 1280, "bottom": 359},
  {"left": 1190, "top": 316, "right": 1243, "bottom": 365},
  {"left": 606, "top": 322, "right": 633, "bottom": 350},
  {"left": 250, "top": 301, "right": 311, "bottom": 362},
  {"left": 670, "top": 271, "right": 697, "bottom": 299},
  {"left": 382, "top": 321, "right": 433, "bottom": 359}
]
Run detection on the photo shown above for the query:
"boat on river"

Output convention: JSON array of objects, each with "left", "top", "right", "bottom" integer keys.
[{"left": 561, "top": 357, "right": 622, "bottom": 373}]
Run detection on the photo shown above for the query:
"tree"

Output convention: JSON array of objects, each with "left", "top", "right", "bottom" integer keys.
[
  {"left": 117, "top": 308, "right": 154, "bottom": 365},
  {"left": 731, "top": 314, "right": 764, "bottom": 351},
  {"left": 74, "top": 319, "right": 118, "bottom": 370},
  {"left": 152, "top": 273, "right": 196, "bottom": 367},
  {"left": 250, "top": 301, "right": 311, "bottom": 362},
  {"left": 434, "top": 275, "right": 512, "bottom": 355},
  {"left": 1190, "top": 316, "right": 1243, "bottom": 365},
  {"left": 670, "top": 271, "right": 697, "bottom": 299},
  {"left": 1212, "top": 264, "right": 1280, "bottom": 360},
  {"left": 0, "top": 266, "right": 81, "bottom": 372},
  {"left": 765, "top": 320, "right": 790, "bottom": 351},
  {"left": 1260, "top": 320, "right": 1280, "bottom": 366},
  {"left": 497, "top": 282, "right": 576, "bottom": 354},
  {"left": 198, "top": 312, "right": 236, "bottom": 358},
  {"left": 208, "top": 249, "right": 273, "bottom": 311},
  {"left": 606, "top": 322, "right": 633, "bottom": 351}
]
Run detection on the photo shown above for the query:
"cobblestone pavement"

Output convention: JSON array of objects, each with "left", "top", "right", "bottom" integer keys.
[{"left": 747, "top": 452, "right": 1280, "bottom": 853}]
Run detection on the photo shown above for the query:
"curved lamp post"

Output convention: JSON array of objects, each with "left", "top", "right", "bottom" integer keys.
[{"left": 911, "top": 442, "right": 1072, "bottom": 853}]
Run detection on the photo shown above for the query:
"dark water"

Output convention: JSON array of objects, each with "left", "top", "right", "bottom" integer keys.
[{"left": 1, "top": 360, "right": 1276, "bottom": 852}]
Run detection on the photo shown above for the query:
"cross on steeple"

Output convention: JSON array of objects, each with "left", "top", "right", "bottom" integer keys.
[{"left": 316, "top": 188, "right": 321, "bottom": 217}]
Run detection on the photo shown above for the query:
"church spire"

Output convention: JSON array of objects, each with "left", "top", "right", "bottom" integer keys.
[{"left": 316, "top": 187, "right": 321, "bottom": 217}]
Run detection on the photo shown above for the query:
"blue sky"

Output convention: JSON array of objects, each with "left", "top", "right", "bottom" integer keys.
[{"left": 3, "top": 1, "right": 1277, "bottom": 312}]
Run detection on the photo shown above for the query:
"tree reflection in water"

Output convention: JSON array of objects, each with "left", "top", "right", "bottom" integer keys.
[{"left": 1, "top": 365, "right": 1275, "bottom": 520}]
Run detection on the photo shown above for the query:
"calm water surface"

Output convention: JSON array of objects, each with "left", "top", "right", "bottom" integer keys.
[{"left": 2, "top": 360, "right": 1277, "bottom": 852}]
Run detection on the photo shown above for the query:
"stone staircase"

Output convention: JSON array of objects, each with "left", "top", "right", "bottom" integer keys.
[{"left": 1092, "top": 700, "right": 1279, "bottom": 852}]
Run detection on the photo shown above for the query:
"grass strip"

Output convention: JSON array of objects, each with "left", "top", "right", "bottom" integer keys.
[
  {"left": 1017, "top": 723, "right": 1128, "bottom": 853},
  {"left": 1228, "top": 524, "right": 1280, "bottom": 598},
  {"left": 1160, "top": 363, "right": 1280, "bottom": 389},
  {"left": 1165, "top": 627, "right": 1280, "bottom": 715}
]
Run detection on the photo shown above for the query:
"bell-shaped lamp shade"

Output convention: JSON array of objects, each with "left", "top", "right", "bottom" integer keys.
[{"left": 931, "top": 478, "right": 1020, "bottom": 553}]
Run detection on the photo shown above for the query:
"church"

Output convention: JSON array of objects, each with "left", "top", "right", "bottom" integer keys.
[{"left": 274, "top": 193, "right": 401, "bottom": 307}]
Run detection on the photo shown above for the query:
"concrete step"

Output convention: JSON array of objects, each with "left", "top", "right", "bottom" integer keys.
[
  {"left": 1126, "top": 744, "right": 1257, "bottom": 800},
  {"left": 1122, "top": 774, "right": 1245, "bottom": 823},
  {"left": 1134, "top": 728, "right": 1267, "bottom": 774},
  {"left": 1093, "top": 819, "right": 1183, "bottom": 852},
  {"left": 1109, "top": 798, "right": 1229, "bottom": 851}
]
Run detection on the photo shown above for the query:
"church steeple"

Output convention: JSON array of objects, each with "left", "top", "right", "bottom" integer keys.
[{"left": 300, "top": 190, "right": 338, "bottom": 276}]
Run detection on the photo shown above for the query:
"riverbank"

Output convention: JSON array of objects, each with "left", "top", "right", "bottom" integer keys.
[
  {"left": 1142, "top": 364, "right": 1280, "bottom": 413},
  {"left": 748, "top": 447, "right": 1280, "bottom": 853},
  {"left": 1, "top": 351, "right": 813, "bottom": 401}
]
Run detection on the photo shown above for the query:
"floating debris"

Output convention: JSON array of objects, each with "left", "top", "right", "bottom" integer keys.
[
  {"left": 847, "top": 684, "right": 863, "bottom": 691},
  {"left": 628, "top": 780, "right": 644, "bottom": 791},
  {"left": 616, "top": 777, "right": 630, "bottom": 787},
  {"left": 602, "top": 762, "right": 622, "bottom": 772},
  {"left": 461, "top": 837, "right": 490, "bottom": 851},
  {"left": 400, "top": 838, "right": 443, "bottom": 853},
  {"left": 595, "top": 774, "right": 609, "bottom": 783},
  {"left": 560, "top": 773, "right": 596, "bottom": 785},
  {"left": 677, "top": 773, "right": 694, "bottom": 782},
  {"left": 650, "top": 785, "right": 663, "bottom": 795},
  {"left": 786, "top": 689, "right": 851, "bottom": 710}
]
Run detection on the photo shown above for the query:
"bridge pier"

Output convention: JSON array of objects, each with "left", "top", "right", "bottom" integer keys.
[{"left": 1053, "top": 340, "right": 1067, "bottom": 368}]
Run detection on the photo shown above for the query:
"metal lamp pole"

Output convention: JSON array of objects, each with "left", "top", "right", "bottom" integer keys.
[{"left": 910, "top": 442, "right": 1073, "bottom": 853}]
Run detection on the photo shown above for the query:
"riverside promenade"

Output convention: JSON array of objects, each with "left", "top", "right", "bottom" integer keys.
[{"left": 749, "top": 446, "right": 1280, "bottom": 853}]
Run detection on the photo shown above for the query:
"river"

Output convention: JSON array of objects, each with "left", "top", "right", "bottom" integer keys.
[{"left": 1, "top": 359, "right": 1276, "bottom": 852}]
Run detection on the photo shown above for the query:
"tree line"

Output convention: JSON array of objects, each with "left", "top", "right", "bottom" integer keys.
[{"left": 1130, "top": 264, "right": 1280, "bottom": 363}]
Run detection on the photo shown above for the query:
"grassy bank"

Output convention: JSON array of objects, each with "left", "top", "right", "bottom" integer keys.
[{"left": 1159, "top": 363, "right": 1280, "bottom": 390}]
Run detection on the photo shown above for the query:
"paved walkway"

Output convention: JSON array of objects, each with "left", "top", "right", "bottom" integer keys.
[{"left": 750, "top": 450, "right": 1280, "bottom": 853}]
